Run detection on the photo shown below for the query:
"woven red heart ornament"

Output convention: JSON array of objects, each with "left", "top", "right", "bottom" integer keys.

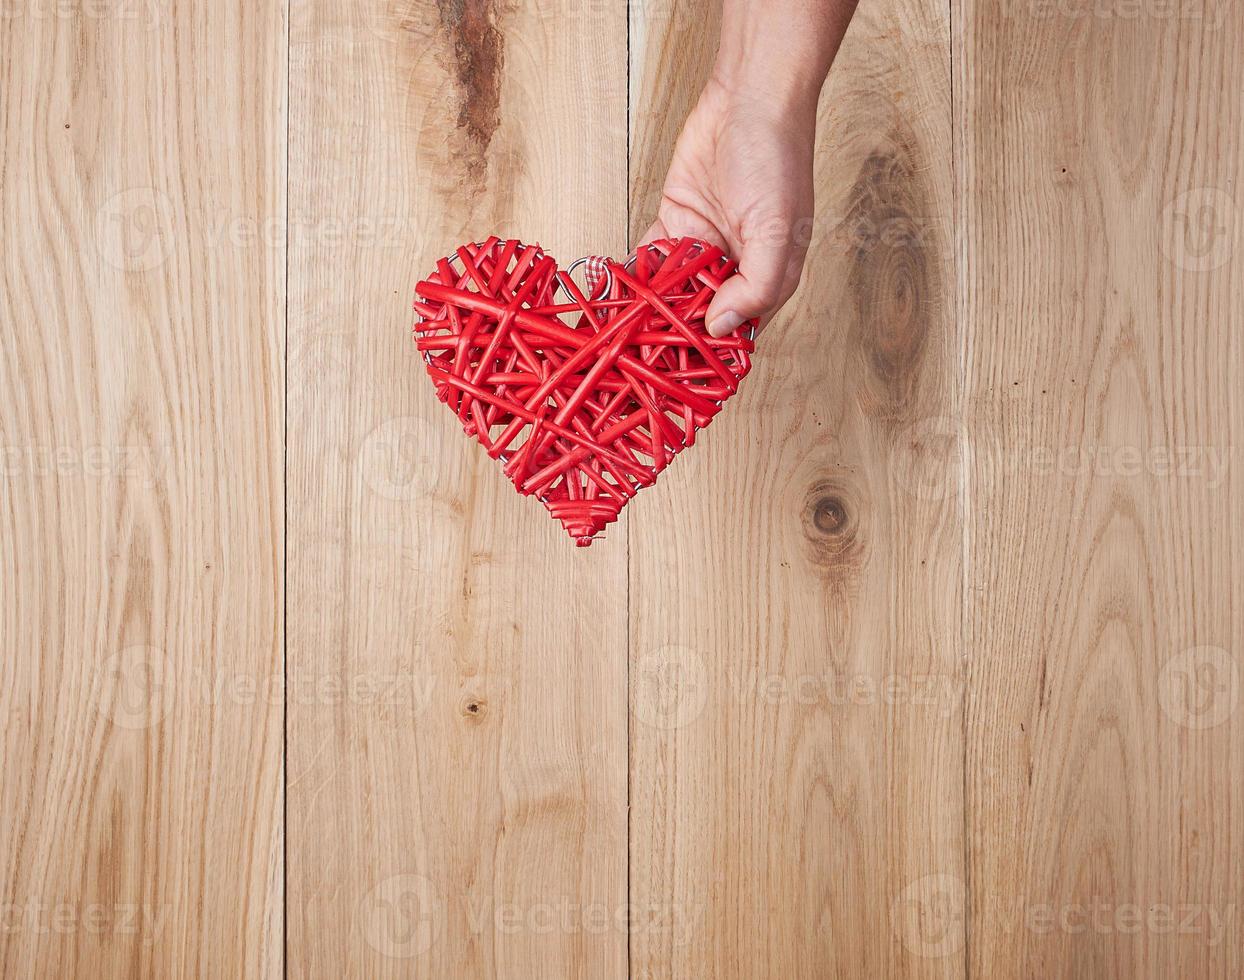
[{"left": 413, "top": 236, "right": 755, "bottom": 546}]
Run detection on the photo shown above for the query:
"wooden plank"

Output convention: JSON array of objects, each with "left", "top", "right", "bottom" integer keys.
[
  {"left": 958, "top": 0, "right": 1244, "bottom": 975},
  {"left": 627, "top": 1, "right": 962, "bottom": 976},
  {"left": 285, "top": 1, "right": 629, "bottom": 975},
  {"left": 0, "top": 2, "right": 286, "bottom": 976}
]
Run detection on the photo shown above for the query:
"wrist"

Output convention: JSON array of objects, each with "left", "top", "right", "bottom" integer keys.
[
  {"left": 716, "top": 43, "right": 830, "bottom": 121},
  {"left": 711, "top": 0, "right": 856, "bottom": 119},
  {"left": 706, "top": 64, "right": 822, "bottom": 125}
]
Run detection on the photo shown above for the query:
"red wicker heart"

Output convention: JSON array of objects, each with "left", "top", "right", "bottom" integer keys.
[{"left": 412, "top": 236, "right": 755, "bottom": 546}]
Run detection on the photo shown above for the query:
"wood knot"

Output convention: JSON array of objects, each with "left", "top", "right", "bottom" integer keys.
[
  {"left": 800, "top": 481, "right": 866, "bottom": 583},
  {"left": 460, "top": 696, "right": 487, "bottom": 720},
  {"left": 811, "top": 495, "right": 849, "bottom": 536}
]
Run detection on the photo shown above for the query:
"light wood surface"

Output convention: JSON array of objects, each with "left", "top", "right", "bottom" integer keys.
[
  {"left": 0, "top": 2, "right": 286, "bottom": 976},
  {"left": 285, "top": 1, "right": 629, "bottom": 975},
  {"left": 957, "top": 0, "right": 1244, "bottom": 975},
  {"left": 2, "top": 0, "right": 1241, "bottom": 977},
  {"left": 627, "top": 0, "right": 963, "bottom": 976}
]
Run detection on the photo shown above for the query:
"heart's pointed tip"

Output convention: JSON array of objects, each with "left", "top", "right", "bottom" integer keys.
[
  {"left": 562, "top": 518, "right": 607, "bottom": 547},
  {"left": 545, "top": 496, "right": 625, "bottom": 548}
]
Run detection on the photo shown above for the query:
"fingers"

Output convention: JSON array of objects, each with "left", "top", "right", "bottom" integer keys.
[
  {"left": 705, "top": 239, "right": 804, "bottom": 338},
  {"left": 637, "top": 200, "right": 729, "bottom": 253},
  {"left": 638, "top": 204, "right": 807, "bottom": 338}
]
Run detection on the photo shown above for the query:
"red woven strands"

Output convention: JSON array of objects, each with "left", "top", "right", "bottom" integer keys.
[{"left": 413, "top": 237, "right": 755, "bottom": 546}]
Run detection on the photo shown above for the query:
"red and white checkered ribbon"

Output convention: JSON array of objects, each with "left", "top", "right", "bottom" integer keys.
[{"left": 583, "top": 255, "right": 609, "bottom": 298}]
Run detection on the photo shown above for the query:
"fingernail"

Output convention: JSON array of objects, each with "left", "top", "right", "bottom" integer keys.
[{"left": 709, "top": 311, "right": 744, "bottom": 337}]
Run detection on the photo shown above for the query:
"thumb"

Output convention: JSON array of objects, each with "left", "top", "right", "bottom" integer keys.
[{"left": 705, "top": 240, "right": 794, "bottom": 338}]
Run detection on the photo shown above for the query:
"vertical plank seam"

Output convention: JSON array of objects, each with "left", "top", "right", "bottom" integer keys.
[
  {"left": 950, "top": 0, "right": 972, "bottom": 975},
  {"left": 282, "top": 0, "right": 291, "bottom": 975},
  {"left": 625, "top": 5, "right": 634, "bottom": 979}
]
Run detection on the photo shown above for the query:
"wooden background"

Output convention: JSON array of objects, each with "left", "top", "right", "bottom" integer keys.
[{"left": 2, "top": 0, "right": 1240, "bottom": 976}]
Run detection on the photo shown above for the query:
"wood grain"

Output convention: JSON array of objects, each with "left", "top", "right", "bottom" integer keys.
[
  {"left": 4, "top": 0, "right": 1242, "bottom": 976},
  {"left": 0, "top": 2, "right": 286, "bottom": 976},
  {"left": 958, "top": 0, "right": 1244, "bottom": 975},
  {"left": 285, "top": 0, "right": 629, "bottom": 975},
  {"left": 627, "top": 0, "right": 963, "bottom": 976}
]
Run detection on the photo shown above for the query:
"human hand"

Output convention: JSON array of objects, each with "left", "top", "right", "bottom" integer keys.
[
  {"left": 638, "top": 0, "right": 859, "bottom": 338},
  {"left": 638, "top": 76, "right": 818, "bottom": 338}
]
